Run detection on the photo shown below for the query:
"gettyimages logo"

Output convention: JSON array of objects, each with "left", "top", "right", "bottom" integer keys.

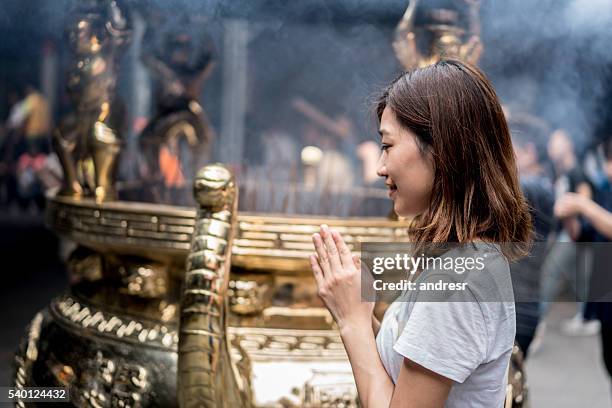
[{"left": 360, "top": 242, "right": 612, "bottom": 303}]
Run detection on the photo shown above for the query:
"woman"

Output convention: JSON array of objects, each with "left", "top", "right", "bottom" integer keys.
[{"left": 310, "top": 59, "right": 532, "bottom": 407}]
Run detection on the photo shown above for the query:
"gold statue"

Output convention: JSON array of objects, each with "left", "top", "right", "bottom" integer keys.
[
  {"left": 138, "top": 13, "right": 216, "bottom": 205},
  {"left": 52, "top": 0, "right": 132, "bottom": 202},
  {"left": 393, "top": 0, "right": 483, "bottom": 69}
]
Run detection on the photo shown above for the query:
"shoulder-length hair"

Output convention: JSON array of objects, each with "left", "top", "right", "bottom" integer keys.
[{"left": 376, "top": 59, "right": 532, "bottom": 260}]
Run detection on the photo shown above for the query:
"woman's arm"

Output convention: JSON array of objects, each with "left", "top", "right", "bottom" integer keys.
[
  {"left": 555, "top": 192, "right": 612, "bottom": 240},
  {"left": 310, "top": 226, "right": 453, "bottom": 407},
  {"left": 391, "top": 358, "right": 452, "bottom": 408},
  {"left": 556, "top": 183, "right": 593, "bottom": 240},
  {"left": 339, "top": 322, "right": 395, "bottom": 408},
  {"left": 372, "top": 314, "right": 381, "bottom": 336},
  {"left": 581, "top": 199, "right": 612, "bottom": 240},
  {"left": 340, "top": 324, "right": 452, "bottom": 408}
]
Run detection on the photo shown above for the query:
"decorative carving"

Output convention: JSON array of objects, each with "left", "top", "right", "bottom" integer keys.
[
  {"left": 177, "top": 164, "right": 248, "bottom": 407},
  {"left": 13, "top": 312, "right": 44, "bottom": 408},
  {"left": 76, "top": 351, "right": 149, "bottom": 408},
  {"left": 228, "top": 278, "right": 273, "bottom": 315},
  {"left": 118, "top": 262, "right": 169, "bottom": 298},
  {"left": 68, "top": 246, "right": 104, "bottom": 282},
  {"left": 53, "top": 296, "right": 179, "bottom": 349},
  {"left": 46, "top": 194, "right": 410, "bottom": 271},
  {"left": 228, "top": 328, "right": 345, "bottom": 360},
  {"left": 302, "top": 371, "right": 358, "bottom": 408}
]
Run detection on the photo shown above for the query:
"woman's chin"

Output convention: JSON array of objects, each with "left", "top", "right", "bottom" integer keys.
[
  {"left": 393, "top": 202, "right": 409, "bottom": 218},
  {"left": 393, "top": 202, "right": 425, "bottom": 219}
]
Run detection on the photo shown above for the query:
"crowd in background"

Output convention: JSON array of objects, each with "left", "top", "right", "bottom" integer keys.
[{"left": 506, "top": 109, "right": 612, "bottom": 391}]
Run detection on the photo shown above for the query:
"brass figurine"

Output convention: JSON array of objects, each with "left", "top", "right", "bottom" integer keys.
[
  {"left": 138, "top": 13, "right": 216, "bottom": 204},
  {"left": 53, "top": 0, "right": 132, "bottom": 202},
  {"left": 393, "top": 0, "right": 483, "bottom": 69}
]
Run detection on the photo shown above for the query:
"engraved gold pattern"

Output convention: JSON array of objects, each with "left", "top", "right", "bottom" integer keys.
[{"left": 46, "top": 194, "right": 410, "bottom": 270}]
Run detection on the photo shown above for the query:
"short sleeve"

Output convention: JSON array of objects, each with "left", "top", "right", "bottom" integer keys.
[{"left": 393, "top": 293, "right": 488, "bottom": 383}]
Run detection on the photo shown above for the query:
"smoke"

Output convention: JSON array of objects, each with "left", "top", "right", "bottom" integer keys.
[
  {"left": 481, "top": 0, "right": 612, "bottom": 150},
  {"left": 234, "top": 19, "right": 396, "bottom": 215},
  {"left": 3, "top": 0, "right": 612, "bottom": 213}
]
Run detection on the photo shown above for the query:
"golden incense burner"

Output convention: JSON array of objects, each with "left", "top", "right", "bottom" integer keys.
[{"left": 13, "top": 166, "right": 410, "bottom": 407}]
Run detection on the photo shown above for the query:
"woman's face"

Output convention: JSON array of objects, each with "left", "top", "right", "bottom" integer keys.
[
  {"left": 377, "top": 106, "right": 435, "bottom": 217},
  {"left": 547, "top": 129, "right": 575, "bottom": 171}
]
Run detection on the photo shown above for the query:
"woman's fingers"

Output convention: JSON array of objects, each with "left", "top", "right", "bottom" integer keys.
[
  {"left": 319, "top": 225, "right": 343, "bottom": 273},
  {"left": 332, "top": 229, "right": 354, "bottom": 269},
  {"left": 312, "top": 225, "right": 356, "bottom": 284},
  {"left": 352, "top": 254, "right": 361, "bottom": 269},
  {"left": 312, "top": 232, "right": 331, "bottom": 277},
  {"left": 310, "top": 254, "right": 325, "bottom": 287}
]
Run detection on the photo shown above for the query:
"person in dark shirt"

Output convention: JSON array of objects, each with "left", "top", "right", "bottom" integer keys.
[
  {"left": 509, "top": 113, "right": 555, "bottom": 356},
  {"left": 548, "top": 129, "right": 594, "bottom": 198},
  {"left": 555, "top": 136, "right": 612, "bottom": 386},
  {"left": 541, "top": 128, "right": 599, "bottom": 337}
]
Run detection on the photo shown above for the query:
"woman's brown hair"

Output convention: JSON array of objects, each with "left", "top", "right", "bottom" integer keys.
[{"left": 376, "top": 59, "right": 532, "bottom": 260}]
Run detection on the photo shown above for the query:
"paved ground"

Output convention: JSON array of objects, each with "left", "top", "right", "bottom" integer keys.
[
  {"left": 0, "top": 213, "right": 610, "bottom": 407},
  {"left": 526, "top": 302, "right": 611, "bottom": 408}
]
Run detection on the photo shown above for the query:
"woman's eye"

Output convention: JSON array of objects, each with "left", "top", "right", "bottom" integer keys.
[{"left": 380, "top": 143, "right": 390, "bottom": 151}]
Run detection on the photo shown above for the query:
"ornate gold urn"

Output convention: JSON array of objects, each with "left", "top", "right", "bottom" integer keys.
[{"left": 14, "top": 165, "right": 412, "bottom": 407}]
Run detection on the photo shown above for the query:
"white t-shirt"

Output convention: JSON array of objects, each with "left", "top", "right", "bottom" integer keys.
[{"left": 375, "top": 243, "right": 515, "bottom": 408}]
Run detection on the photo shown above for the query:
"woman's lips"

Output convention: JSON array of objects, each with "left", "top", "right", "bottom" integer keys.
[{"left": 387, "top": 184, "right": 397, "bottom": 198}]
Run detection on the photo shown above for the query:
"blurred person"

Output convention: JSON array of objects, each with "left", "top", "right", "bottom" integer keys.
[
  {"left": 583, "top": 144, "right": 610, "bottom": 192},
  {"left": 548, "top": 129, "right": 593, "bottom": 199},
  {"left": 6, "top": 88, "right": 27, "bottom": 132},
  {"left": 554, "top": 136, "right": 612, "bottom": 388},
  {"left": 37, "top": 152, "right": 63, "bottom": 193},
  {"left": 293, "top": 98, "right": 357, "bottom": 191},
  {"left": 356, "top": 140, "right": 381, "bottom": 186},
  {"left": 0, "top": 89, "right": 25, "bottom": 206},
  {"left": 242, "top": 129, "right": 299, "bottom": 213},
  {"left": 301, "top": 121, "right": 355, "bottom": 191},
  {"left": 298, "top": 122, "right": 355, "bottom": 216},
  {"left": 540, "top": 128, "right": 599, "bottom": 336},
  {"left": 509, "top": 113, "right": 555, "bottom": 356},
  {"left": 355, "top": 140, "right": 397, "bottom": 217},
  {"left": 15, "top": 142, "right": 47, "bottom": 212},
  {"left": 5, "top": 85, "right": 52, "bottom": 209},
  {"left": 317, "top": 149, "right": 355, "bottom": 190},
  {"left": 17, "top": 85, "right": 52, "bottom": 154}
]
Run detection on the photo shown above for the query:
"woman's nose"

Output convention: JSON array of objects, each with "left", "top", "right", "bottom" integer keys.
[{"left": 376, "top": 161, "right": 387, "bottom": 178}]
